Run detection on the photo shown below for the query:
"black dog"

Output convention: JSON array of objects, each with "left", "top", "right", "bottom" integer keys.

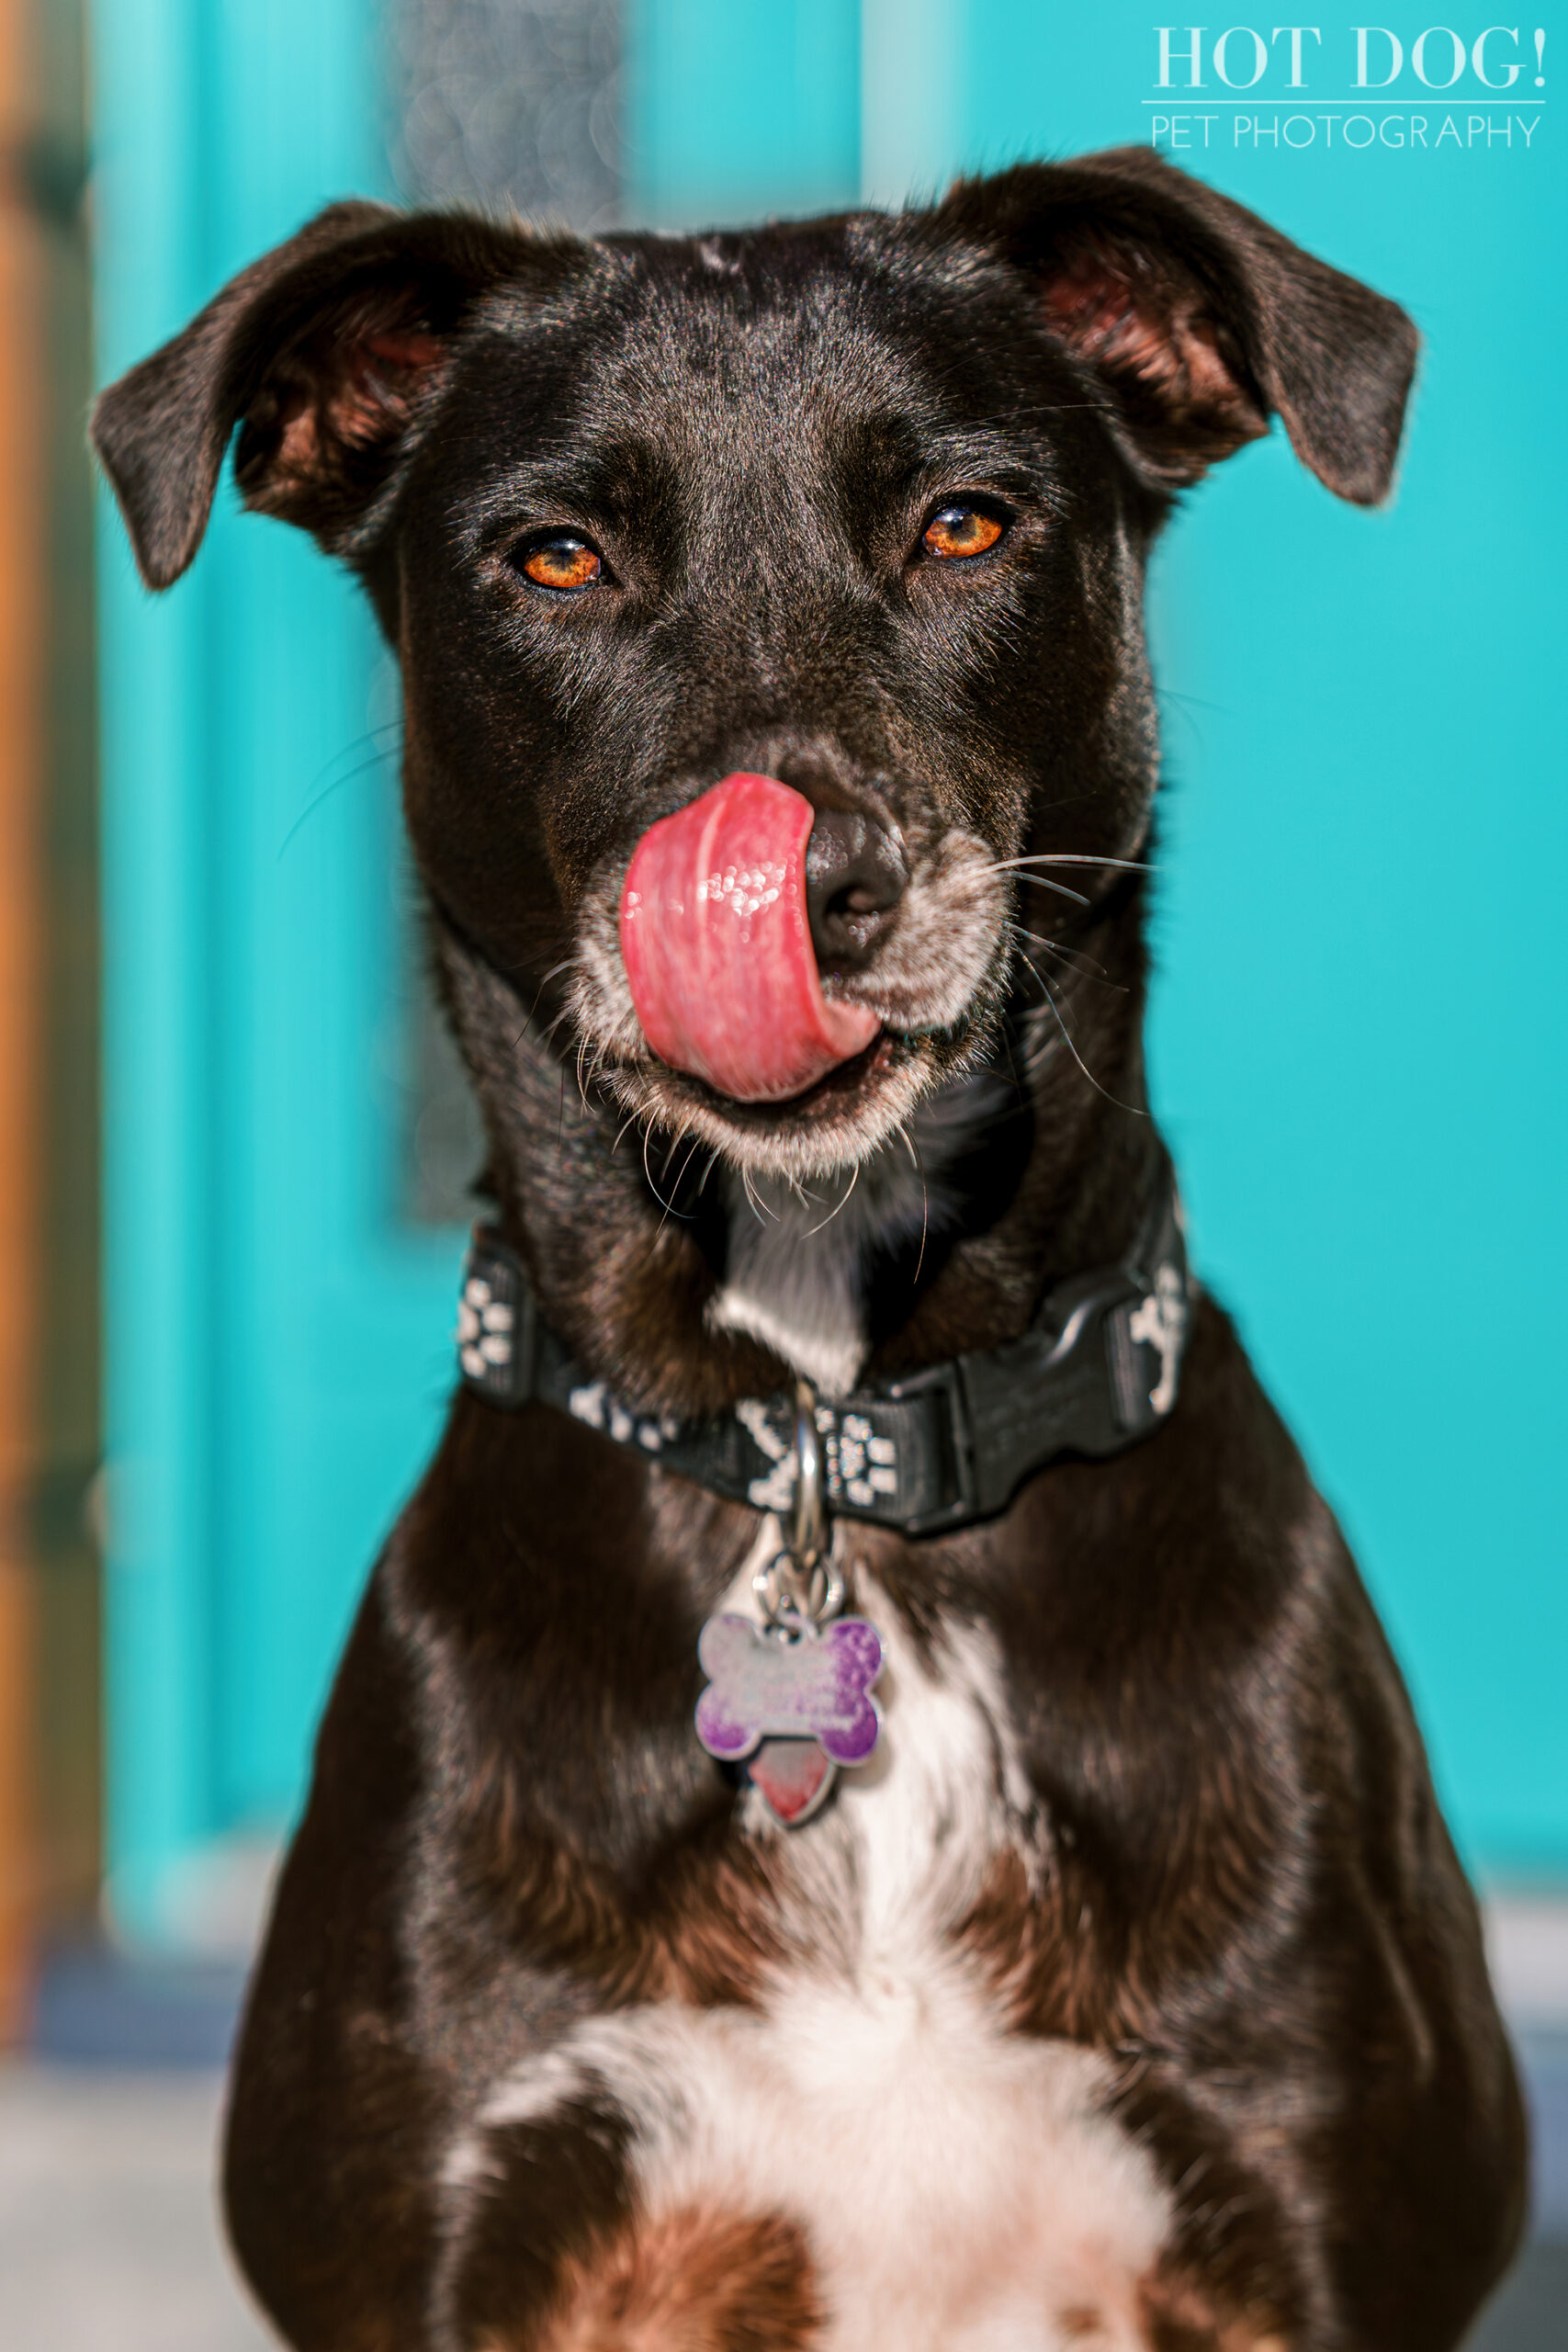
[{"left": 94, "top": 149, "right": 1525, "bottom": 2352}]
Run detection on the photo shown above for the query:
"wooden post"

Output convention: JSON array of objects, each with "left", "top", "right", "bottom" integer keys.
[{"left": 0, "top": 0, "right": 44, "bottom": 2044}]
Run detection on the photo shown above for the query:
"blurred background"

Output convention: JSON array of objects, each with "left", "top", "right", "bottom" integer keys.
[{"left": 0, "top": 1, "right": 1562, "bottom": 2344}]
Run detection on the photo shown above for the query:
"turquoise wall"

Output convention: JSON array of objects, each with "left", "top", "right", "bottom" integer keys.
[{"left": 95, "top": 0, "right": 1566, "bottom": 1940}]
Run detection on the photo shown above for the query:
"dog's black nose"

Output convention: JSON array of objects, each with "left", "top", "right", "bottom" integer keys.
[{"left": 804, "top": 808, "right": 908, "bottom": 968}]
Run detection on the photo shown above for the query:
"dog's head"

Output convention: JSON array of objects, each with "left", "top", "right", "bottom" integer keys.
[{"left": 93, "top": 153, "right": 1415, "bottom": 1183}]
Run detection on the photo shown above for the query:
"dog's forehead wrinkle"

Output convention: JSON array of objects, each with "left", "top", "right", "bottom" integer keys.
[{"left": 458, "top": 254, "right": 1055, "bottom": 522}]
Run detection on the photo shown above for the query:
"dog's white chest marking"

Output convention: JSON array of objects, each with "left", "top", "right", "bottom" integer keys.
[
  {"left": 460, "top": 1569, "right": 1173, "bottom": 2349},
  {"left": 707, "top": 1070, "right": 1011, "bottom": 1398},
  {"left": 709, "top": 1166, "right": 877, "bottom": 1396}
]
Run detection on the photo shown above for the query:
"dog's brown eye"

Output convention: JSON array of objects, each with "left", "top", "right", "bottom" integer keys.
[
  {"left": 519, "top": 535, "right": 602, "bottom": 591},
  {"left": 922, "top": 505, "right": 1005, "bottom": 561}
]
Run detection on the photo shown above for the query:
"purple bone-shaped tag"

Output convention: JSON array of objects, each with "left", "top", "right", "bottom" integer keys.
[{"left": 694, "top": 1613, "right": 883, "bottom": 1769}]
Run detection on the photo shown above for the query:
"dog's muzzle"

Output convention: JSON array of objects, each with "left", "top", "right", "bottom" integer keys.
[{"left": 619, "top": 773, "right": 884, "bottom": 1103}]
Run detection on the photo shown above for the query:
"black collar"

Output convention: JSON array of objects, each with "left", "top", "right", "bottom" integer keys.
[{"left": 456, "top": 1160, "right": 1191, "bottom": 1539}]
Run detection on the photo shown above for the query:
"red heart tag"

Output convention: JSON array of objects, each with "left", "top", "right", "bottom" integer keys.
[{"left": 747, "top": 1737, "right": 834, "bottom": 1826}]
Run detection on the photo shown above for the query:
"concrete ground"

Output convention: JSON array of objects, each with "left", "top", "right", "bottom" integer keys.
[
  {"left": 0, "top": 2065, "right": 272, "bottom": 2350},
  {"left": 2, "top": 2059, "right": 1565, "bottom": 2351}
]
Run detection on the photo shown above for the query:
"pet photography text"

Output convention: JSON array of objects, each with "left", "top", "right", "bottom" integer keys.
[{"left": 1145, "top": 22, "right": 1546, "bottom": 152}]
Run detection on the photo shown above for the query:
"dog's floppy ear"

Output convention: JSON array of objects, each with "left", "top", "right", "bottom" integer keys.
[
  {"left": 933, "top": 150, "right": 1416, "bottom": 504},
  {"left": 91, "top": 201, "right": 571, "bottom": 589}
]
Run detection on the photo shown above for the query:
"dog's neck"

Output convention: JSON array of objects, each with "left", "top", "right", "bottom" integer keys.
[
  {"left": 708, "top": 1070, "right": 1014, "bottom": 1397},
  {"left": 439, "top": 900, "right": 1156, "bottom": 1419}
]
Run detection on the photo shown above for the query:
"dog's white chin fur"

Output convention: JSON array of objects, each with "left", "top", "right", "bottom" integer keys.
[{"left": 596, "top": 1043, "right": 955, "bottom": 1184}]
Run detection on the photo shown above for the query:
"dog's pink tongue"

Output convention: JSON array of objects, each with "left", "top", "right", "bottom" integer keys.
[{"left": 620, "top": 774, "right": 879, "bottom": 1104}]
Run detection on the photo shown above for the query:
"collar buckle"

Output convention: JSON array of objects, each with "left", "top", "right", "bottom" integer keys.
[{"left": 876, "top": 1355, "right": 979, "bottom": 1533}]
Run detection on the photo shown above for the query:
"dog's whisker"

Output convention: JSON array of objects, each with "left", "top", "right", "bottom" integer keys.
[
  {"left": 275, "top": 738, "right": 400, "bottom": 861},
  {"left": 649, "top": 1120, "right": 697, "bottom": 1230},
  {"left": 996, "top": 1023, "right": 1031, "bottom": 1108},
  {"left": 573, "top": 1034, "right": 600, "bottom": 1120},
  {"left": 1013, "top": 876, "right": 1102, "bottom": 911},
  {"left": 1007, "top": 924, "right": 1128, "bottom": 994},
  {"left": 528, "top": 957, "right": 577, "bottom": 1024},
  {"left": 802, "top": 1157, "right": 860, "bottom": 1238},
  {"left": 992, "top": 869, "right": 1092, "bottom": 905},
  {"left": 641, "top": 1119, "right": 682, "bottom": 1219},
  {"left": 576, "top": 1032, "right": 613, "bottom": 1104},
  {"left": 674, "top": 1130, "right": 706, "bottom": 1199},
  {"left": 1033, "top": 971, "right": 1146, "bottom": 1116},
  {"left": 1010, "top": 943, "right": 1051, "bottom": 1009},
  {"left": 994, "top": 854, "right": 1156, "bottom": 873},
  {"left": 1012, "top": 872, "right": 1145, "bottom": 924},
  {"left": 899, "top": 1123, "right": 931, "bottom": 1287}
]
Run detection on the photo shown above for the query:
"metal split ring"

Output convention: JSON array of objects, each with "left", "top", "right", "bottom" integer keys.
[
  {"left": 753, "top": 1545, "right": 845, "bottom": 1632},
  {"left": 791, "top": 1376, "right": 827, "bottom": 1573},
  {"left": 753, "top": 1377, "right": 843, "bottom": 1631}
]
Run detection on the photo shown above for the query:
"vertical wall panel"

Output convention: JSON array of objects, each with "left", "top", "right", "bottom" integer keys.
[
  {"left": 94, "top": 0, "right": 220, "bottom": 1943},
  {"left": 859, "top": 0, "right": 962, "bottom": 206},
  {"left": 93, "top": 0, "right": 466, "bottom": 1947},
  {"left": 626, "top": 0, "right": 860, "bottom": 226},
  {"left": 0, "top": 0, "right": 47, "bottom": 2034}
]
